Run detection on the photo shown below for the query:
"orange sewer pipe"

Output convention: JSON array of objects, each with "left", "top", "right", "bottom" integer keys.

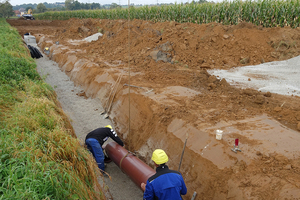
[{"left": 104, "top": 141, "right": 156, "bottom": 190}]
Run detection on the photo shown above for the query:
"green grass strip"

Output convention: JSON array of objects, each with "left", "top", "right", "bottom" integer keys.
[{"left": 0, "top": 18, "right": 103, "bottom": 200}]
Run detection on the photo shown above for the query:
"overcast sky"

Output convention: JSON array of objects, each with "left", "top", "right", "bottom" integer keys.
[{"left": 11, "top": 0, "right": 220, "bottom": 6}]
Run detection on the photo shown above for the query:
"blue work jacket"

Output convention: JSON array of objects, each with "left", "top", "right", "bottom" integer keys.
[{"left": 143, "top": 165, "right": 187, "bottom": 200}]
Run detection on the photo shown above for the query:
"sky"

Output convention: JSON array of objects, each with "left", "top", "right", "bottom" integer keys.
[{"left": 11, "top": 0, "right": 218, "bottom": 6}]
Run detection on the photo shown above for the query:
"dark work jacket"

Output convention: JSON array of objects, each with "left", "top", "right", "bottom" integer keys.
[
  {"left": 143, "top": 165, "right": 187, "bottom": 200},
  {"left": 85, "top": 127, "right": 124, "bottom": 146}
]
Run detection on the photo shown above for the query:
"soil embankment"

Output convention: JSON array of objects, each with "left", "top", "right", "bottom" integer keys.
[{"left": 8, "top": 18, "right": 300, "bottom": 199}]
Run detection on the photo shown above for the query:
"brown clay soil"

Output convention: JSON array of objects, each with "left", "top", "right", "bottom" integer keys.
[{"left": 8, "top": 18, "right": 300, "bottom": 199}]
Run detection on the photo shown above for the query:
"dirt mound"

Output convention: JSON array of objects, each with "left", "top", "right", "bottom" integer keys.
[
  {"left": 7, "top": 18, "right": 300, "bottom": 200},
  {"left": 51, "top": 19, "right": 300, "bottom": 70}
]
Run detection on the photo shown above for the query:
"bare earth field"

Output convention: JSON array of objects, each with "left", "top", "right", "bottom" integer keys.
[{"left": 7, "top": 18, "right": 300, "bottom": 200}]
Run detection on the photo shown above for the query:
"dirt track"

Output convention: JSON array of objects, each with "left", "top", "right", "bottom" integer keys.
[{"left": 8, "top": 18, "right": 300, "bottom": 199}]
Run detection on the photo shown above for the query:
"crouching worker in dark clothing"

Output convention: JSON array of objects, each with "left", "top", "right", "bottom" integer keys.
[
  {"left": 141, "top": 149, "right": 187, "bottom": 200},
  {"left": 85, "top": 125, "right": 124, "bottom": 172}
]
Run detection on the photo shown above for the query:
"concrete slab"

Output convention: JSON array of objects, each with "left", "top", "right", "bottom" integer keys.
[{"left": 208, "top": 56, "right": 300, "bottom": 97}]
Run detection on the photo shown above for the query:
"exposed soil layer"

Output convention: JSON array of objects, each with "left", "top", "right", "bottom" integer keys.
[{"left": 8, "top": 18, "right": 300, "bottom": 200}]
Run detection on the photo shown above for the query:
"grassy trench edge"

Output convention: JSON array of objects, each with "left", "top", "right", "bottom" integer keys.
[{"left": 0, "top": 18, "right": 104, "bottom": 200}]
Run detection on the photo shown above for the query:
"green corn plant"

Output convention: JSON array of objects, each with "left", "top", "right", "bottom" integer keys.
[{"left": 34, "top": 0, "right": 300, "bottom": 28}]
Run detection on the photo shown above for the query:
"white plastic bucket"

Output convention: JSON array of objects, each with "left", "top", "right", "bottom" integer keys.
[{"left": 216, "top": 130, "right": 223, "bottom": 140}]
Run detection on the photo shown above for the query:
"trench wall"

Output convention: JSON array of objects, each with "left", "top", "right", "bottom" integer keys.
[{"left": 37, "top": 36, "right": 240, "bottom": 200}]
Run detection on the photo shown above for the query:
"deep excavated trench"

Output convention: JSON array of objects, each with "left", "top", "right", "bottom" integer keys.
[
  {"left": 35, "top": 49, "right": 144, "bottom": 200},
  {"left": 8, "top": 18, "right": 300, "bottom": 199},
  {"left": 36, "top": 35, "right": 300, "bottom": 200}
]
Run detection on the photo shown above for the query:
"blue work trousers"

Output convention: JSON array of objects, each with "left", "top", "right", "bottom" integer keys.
[{"left": 85, "top": 138, "right": 105, "bottom": 171}]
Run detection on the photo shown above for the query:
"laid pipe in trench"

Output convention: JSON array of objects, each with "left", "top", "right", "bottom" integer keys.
[{"left": 105, "top": 142, "right": 155, "bottom": 190}]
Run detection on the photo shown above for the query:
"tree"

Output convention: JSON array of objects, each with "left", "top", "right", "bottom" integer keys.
[
  {"left": 73, "top": 1, "right": 81, "bottom": 10},
  {"left": 110, "top": 3, "right": 121, "bottom": 9},
  {"left": 90, "top": 3, "right": 100, "bottom": 9},
  {"left": 26, "top": 6, "right": 33, "bottom": 11},
  {"left": 0, "top": 0, "right": 14, "bottom": 18},
  {"left": 36, "top": 3, "right": 47, "bottom": 13},
  {"left": 65, "top": 0, "right": 74, "bottom": 10},
  {"left": 198, "top": 0, "right": 207, "bottom": 3}
]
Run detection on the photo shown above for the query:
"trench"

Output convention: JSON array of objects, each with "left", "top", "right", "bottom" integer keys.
[
  {"left": 36, "top": 35, "right": 300, "bottom": 199},
  {"left": 35, "top": 52, "right": 143, "bottom": 199},
  {"left": 11, "top": 17, "right": 300, "bottom": 199}
]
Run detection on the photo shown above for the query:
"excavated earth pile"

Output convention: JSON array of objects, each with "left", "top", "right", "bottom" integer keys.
[{"left": 7, "top": 18, "right": 300, "bottom": 199}]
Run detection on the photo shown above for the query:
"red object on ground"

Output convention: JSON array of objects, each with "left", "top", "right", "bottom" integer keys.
[
  {"left": 105, "top": 141, "right": 156, "bottom": 190},
  {"left": 235, "top": 138, "right": 239, "bottom": 146}
]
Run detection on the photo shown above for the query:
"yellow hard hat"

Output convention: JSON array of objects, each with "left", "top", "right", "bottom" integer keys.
[
  {"left": 151, "top": 149, "right": 168, "bottom": 165},
  {"left": 105, "top": 125, "right": 112, "bottom": 129},
  {"left": 45, "top": 47, "right": 49, "bottom": 51}
]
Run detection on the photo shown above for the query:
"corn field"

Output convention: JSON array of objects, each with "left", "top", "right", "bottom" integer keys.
[{"left": 34, "top": 0, "right": 300, "bottom": 28}]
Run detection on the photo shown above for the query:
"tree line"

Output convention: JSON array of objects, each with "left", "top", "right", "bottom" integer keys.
[
  {"left": 64, "top": 0, "right": 103, "bottom": 10},
  {"left": 13, "top": 2, "right": 65, "bottom": 10},
  {"left": 2, "top": 0, "right": 208, "bottom": 17},
  {"left": 0, "top": 1, "right": 13, "bottom": 18}
]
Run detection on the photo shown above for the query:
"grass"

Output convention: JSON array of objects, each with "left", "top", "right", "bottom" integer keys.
[{"left": 0, "top": 18, "right": 104, "bottom": 200}]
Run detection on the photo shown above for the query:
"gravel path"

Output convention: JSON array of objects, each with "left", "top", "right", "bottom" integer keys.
[{"left": 35, "top": 54, "right": 143, "bottom": 200}]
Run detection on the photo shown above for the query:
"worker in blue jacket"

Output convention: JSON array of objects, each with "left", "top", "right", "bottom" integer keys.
[
  {"left": 141, "top": 149, "right": 187, "bottom": 200},
  {"left": 85, "top": 125, "right": 124, "bottom": 172}
]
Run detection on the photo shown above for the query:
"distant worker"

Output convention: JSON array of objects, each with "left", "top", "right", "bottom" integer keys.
[
  {"left": 85, "top": 125, "right": 124, "bottom": 172},
  {"left": 141, "top": 149, "right": 187, "bottom": 200}
]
